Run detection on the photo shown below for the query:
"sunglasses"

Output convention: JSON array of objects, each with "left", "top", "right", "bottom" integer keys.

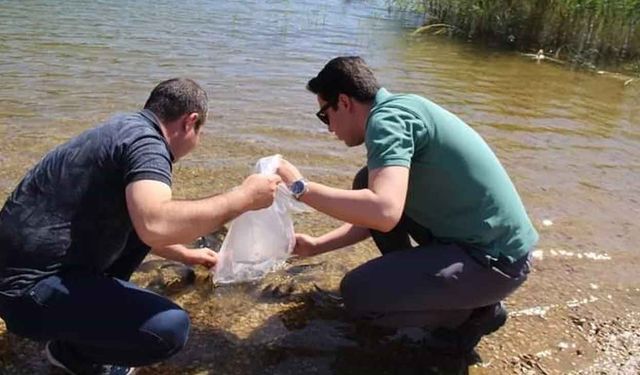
[{"left": 315, "top": 102, "right": 333, "bottom": 125}]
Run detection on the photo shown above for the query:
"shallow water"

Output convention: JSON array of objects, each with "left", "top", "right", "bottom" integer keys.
[{"left": 1, "top": 0, "right": 639, "bottom": 373}]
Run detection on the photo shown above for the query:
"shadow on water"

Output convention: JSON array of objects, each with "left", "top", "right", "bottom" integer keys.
[
  {"left": 155, "top": 282, "right": 475, "bottom": 374},
  {"left": 93, "top": 252, "right": 473, "bottom": 375},
  {"left": 271, "top": 289, "right": 477, "bottom": 375},
  {"left": 118, "top": 235, "right": 478, "bottom": 374}
]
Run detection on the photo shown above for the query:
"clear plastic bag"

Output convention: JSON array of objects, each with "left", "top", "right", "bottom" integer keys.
[{"left": 213, "top": 155, "right": 309, "bottom": 284}]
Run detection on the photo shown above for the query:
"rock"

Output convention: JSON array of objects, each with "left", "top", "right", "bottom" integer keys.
[
  {"left": 269, "top": 320, "right": 357, "bottom": 353},
  {"left": 261, "top": 281, "right": 297, "bottom": 299},
  {"left": 191, "top": 227, "right": 228, "bottom": 251},
  {"left": 145, "top": 261, "right": 197, "bottom": 295}
]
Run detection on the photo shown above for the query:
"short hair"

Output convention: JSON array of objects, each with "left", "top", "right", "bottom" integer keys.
[
  {"left": 307, "top": 56, "right": 380, "bottom": 108},
  {"left": 144, "top": 78, "right": 208, "bottom": 129}
]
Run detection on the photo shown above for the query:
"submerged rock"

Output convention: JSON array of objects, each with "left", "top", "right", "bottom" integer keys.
[
  {"left": 146, "top": 262, "right": 196, "bottom": 295},
  {"left": 191, "top": 227, "right": 228, "bottom": 252},
  {"left": 268, "top": 319, "right": 357, "bottom": 353},
  {"left": 136, "top": 260, "right": 212, "bottom": 296}
]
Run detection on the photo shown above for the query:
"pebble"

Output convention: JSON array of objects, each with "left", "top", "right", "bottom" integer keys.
[
  {"left": 542, "top": 219, "right": 553, "bottom": 226},
  {"left": 557, "top": 342, "right": 571, "bottom": 350}
]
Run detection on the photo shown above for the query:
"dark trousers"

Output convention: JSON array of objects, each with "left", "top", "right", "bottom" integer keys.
[
  {"left": 340, "top": 167, "right": 531, "bottom": 328},
  {"left": 0, "top": 233, "right": 190, "bottom": 367}
]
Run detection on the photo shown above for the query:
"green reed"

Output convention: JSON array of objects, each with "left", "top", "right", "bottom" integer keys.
[{"left": 391, "top": 0, "right": 640, "bottom": 70}]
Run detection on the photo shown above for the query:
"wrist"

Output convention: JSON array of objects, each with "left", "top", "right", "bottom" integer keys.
[
  {"left": 226, "top": 187, "right": 251, "bottom": 215},
  {"left": 307, "top": 236, "right": 324, "bottom": 255},
  {"left": 180, "top": 250, "right": 192, "bottom": 265},
  {"left": 312, "top": 241, "right": 323, "bottom": 255},
  {"left": 289, "top": 178, "right": 309, "bottom": 200}
]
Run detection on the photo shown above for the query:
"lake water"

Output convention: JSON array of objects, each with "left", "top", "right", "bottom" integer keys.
[
  {"left": 1, "top": 0, "right": 638, "bottom": 254},
  {"left": 1, "top": 0, "right": 639, "bottom": 373}
]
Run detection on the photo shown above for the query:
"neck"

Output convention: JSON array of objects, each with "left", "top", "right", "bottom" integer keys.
[
  {"left": 354, "top": 101, "right": 373, "bottom": 131},
  {"left": 157, "top": 118, "right": 182, "bottom": 158}
]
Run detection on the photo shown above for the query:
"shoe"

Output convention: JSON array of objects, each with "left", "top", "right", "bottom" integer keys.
[
  {"left": 457, "top": 302, "right": 507, "bottom": 351},
  {"left": 422, "top": 302, "right": 508, "bottom": 354},
  {"left": 45, "top": 341, "right": 136, "bottom": 375}
]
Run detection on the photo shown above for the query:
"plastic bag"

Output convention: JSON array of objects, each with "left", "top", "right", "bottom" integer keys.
[{"left": 213, "top": 155, "right": 309, "bottom": 284}]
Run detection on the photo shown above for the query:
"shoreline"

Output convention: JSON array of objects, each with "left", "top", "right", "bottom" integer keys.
[{"left": 1, "top": 241, "right": 638, "bottom": 374}]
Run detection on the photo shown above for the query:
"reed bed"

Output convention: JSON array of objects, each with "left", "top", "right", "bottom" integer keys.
[{"left": 391, "top": 0, "right": 640, "bottom": 70}]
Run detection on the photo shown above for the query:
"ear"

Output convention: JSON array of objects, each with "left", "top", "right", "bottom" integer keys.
[
  {"left": 183, "top": 112, "right": 199, "bottom": 133},
  {"left": 338, "top": 93, "right": 352, "bottom": 111}
]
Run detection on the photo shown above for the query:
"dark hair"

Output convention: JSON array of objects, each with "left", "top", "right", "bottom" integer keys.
[
  {"left": 144, "top": 78, "right": 208, "bottom": 129},
  {"left": 307, "top": 56, "right": 380, "bottom": 108}
]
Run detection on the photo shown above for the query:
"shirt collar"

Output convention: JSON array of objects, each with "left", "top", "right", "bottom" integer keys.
[
  {"left": 139, "top": 109, "right": 175, "bottom": 162},
  {"left": 365, "top": 88, "right": 392, "bottom": 129},
  {"left": 373, "top": 87, "right": 392, "bottom": 107}
]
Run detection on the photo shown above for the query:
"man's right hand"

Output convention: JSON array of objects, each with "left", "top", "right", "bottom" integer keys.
[
  {"left": 293, "top": 233, "right": 319, "bottom": 257},
  {"left": 276, "top": 158, "right": 304, "bottom": 186},
  {"left": 239, "top": 173, "right": 282, "bottom": 211}
]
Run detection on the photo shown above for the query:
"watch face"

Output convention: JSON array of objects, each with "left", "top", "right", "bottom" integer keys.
[{"left": 291, "top": 180, "right": 304, "bottom": 194}]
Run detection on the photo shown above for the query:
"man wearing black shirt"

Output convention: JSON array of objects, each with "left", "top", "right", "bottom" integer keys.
[{"left": 0, "top": 78, "right": 281, "bottom": 375}]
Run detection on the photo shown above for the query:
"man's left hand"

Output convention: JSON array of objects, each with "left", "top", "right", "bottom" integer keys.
[{"left": 182, "top": 247, "right": 218, "bottom": 269}]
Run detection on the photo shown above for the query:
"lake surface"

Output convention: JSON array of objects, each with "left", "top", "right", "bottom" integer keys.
[
  {"left": 1, "top": 0, "right": 639, "bottom": 373},
  {"left": 1, "top": 0, "right": 638, "bottom": 254}
]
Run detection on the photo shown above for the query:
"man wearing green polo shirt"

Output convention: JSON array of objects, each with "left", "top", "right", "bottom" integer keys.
[{"left": 276, "top": 56, "right": 538, "bottom": 354}]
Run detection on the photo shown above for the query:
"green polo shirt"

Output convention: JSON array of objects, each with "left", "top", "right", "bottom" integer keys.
[{"left": 365, "top": 88, "right": 538, "bottom": 261}]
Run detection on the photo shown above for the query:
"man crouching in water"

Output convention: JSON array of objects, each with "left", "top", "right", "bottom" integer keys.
[
  {"left": 277, "top": 56, "right": 538, "bottom": 356},
  {"left": 0, "top": 78, "right": 281, "bottom": 374}
]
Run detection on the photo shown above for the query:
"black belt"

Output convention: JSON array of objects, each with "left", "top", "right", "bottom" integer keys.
[{"left": 464, "top": 247, "right": 531, "bottom": 278}]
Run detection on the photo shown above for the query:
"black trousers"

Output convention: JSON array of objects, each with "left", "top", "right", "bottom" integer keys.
[{"left": 0, "top": 232, "right": 190, "bottom": 367}]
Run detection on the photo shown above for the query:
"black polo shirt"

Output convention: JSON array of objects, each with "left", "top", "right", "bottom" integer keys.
[{"left": 0, "top": 110, "right": 173, "bottom": 297}]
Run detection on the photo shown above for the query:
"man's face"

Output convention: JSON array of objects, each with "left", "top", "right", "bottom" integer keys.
[{"left": 317, "top": 95, "right": 364, "bottom": 147}]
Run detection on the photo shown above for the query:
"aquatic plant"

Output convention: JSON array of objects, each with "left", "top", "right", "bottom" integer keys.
[{"left": 390, "top": 0, "right": 640, "bottom": 71}]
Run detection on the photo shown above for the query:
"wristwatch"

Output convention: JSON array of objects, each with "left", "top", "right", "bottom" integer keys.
[{"left": 289, "top": 178, "right": 309, "bottom": 200}]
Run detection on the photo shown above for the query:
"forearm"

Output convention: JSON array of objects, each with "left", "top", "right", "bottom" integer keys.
[
  {"left": 128, "top": 174, "right": 280, "bottom": 249},
  {"left": 300, "top": 182, "right": 398, "bottom": 232},
  {"left": 315, "top": 223, "right": 371, "bottom": 254},
  {"left": 144, "top": 188, "right": 249, "bottom": 247},
  {"left": 151, "top": 244, "right": 191, "bottom": 263}
]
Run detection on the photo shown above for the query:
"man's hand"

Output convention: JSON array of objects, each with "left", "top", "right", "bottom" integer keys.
[
  {"left": 151, "top": 244, "right": 218, "bottom": 269},
  {"left": 293, "top": 233, "right": 319, "bottom": 257},
  {"left": 239, "top": 173, "right": 282, "bottom": 211},
  {"left": 181, "top": 247, "right": 218, "bottom": 269},
  {"left": 276, "top": 158, "right": 304, "bottom": 186}
]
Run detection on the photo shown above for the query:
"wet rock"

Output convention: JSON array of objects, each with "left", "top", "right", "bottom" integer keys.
[
  {"left": 269, "top": 319, "right": 357, "bottom": 353},
  {"left": 309, "top": 284, "right": 343, "bottom": 309},
  {"left": 261, "top": 281, "right": 298, "bottom": 299},
  {"left": 285, "top": 262, "right": 326, "bottom": 276},
  {"left": 191, "top": 227, "right": 228, "bottom": 251},
  {"left": 144, "top": 261, "right": 197, "bottom": 295},
  {"left": 136, "top": 259, "right": 173, "bottom": 273}
]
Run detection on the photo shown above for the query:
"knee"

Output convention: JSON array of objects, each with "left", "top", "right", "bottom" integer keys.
[
  {"left": 142, "top": 308, "right": 190, "bottom": 359},
  {"left": 352, "top": 166, "right": 368, "bottom": 190}
]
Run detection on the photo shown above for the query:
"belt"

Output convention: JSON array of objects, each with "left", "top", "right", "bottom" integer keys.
[{"left": 464, "top": 247, "right": 531, "bottom": 278}]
